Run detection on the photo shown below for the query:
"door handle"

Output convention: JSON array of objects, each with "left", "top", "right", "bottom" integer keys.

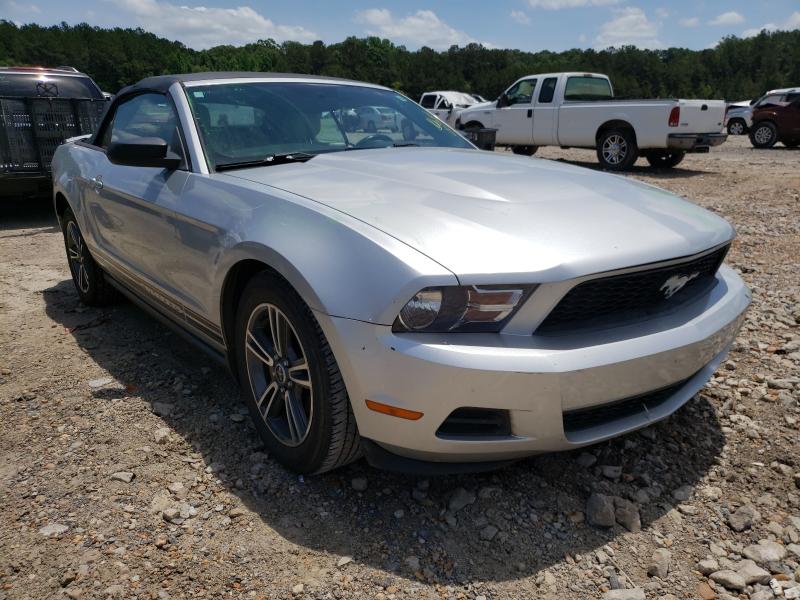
[
  {"left": 527, "top": 109, "right": 532, "bottom": 118},
  {"left": 90, "top": 175, "right": 103, "bottom": 191}
]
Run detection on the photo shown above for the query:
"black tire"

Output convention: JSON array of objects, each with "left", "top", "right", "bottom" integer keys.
[
  {"left": 727, "top": 119, "right": 747, "bottom": 135},
  {"left": 645, "top": 150, "right": 685, "bottom": 168},
  {"left": 783, "top": 140, "right": 799, "bottom": 148},
  {"left": 749, "top": 121, "right": 778, "bottom": 149},
  {"left": 463, "top": 121, "right": 484, "bottom": 130},
  {"left": 512, "top": 145, "right": 538, "bottom": 156},
  {"left": 596, "top": 128, "right": 639, "bottom": 171},
  {"left": 234, "top": 272, "right": 361, "bottom": 475},
  {"left": 61, "top": 209, "right": 118, "bottom": 306}
]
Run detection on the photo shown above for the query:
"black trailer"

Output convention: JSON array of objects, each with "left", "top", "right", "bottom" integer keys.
[{"left": 0, "top": 68, "right": 108, "bottom": 198}]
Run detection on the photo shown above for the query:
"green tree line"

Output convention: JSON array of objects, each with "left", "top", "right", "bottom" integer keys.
[{"left": 1, "top": 20, "right": 799, "bottom": 101}]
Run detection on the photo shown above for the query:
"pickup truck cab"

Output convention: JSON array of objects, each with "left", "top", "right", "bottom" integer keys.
[
  {"left": 747, "top": 87, "right": 800, "bottom": 149},
  {"left": 456, "top": 72, "right": 727, "bottom": 171}
]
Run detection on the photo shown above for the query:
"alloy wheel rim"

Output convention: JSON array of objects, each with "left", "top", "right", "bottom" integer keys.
[
  {"left": 754, "top": 126, "right": 772, "bottom": 145},
  {"left": 602, "top": 135, "right": 627, "bottom": 164},
  {"left": 244, "top": 303, "right": 313, "bottom": 447},
  {"left": 730, "top": 122, "right": 744, "bottom": 135},
  {"left": 67, "top": 222, "right": 90, "bottom": 294}
]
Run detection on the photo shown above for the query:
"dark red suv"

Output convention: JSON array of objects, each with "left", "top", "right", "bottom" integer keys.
[{"left": 749, "top": 87, "right": 800, "bottom": 149}]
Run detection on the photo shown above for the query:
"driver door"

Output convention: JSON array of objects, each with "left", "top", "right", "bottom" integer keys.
[
  {"left": 492, "top": 78, "right": 536, "bottom": 145},
  {"left": 85, "top": 92, "right": 192, "bottom": 308}
]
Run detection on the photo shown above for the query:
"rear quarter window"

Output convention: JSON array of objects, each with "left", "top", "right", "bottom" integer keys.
[{"left": 0, "top": 73, "right": 103, "bottom": 99}]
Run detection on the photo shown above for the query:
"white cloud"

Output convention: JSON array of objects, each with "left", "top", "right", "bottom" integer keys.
[
  {"left": 510, "top": 10, "right": 530, "bottom": 24},
  {"left": 354, "top": 8, "right": 485, "bottom": 49},
  {"left": 1, "top": 0, "right": 41, "bottom": 21},
  {"left": 595, "top": 7, "right": 662, "bottom": 49},
  {"left": 655, "top": 8, "right": 669, "bottom": 19},
  {"left": 679, "top": 17, "right": 700, "bottom": 28},
  {"left": 742, "top": 11, "right": 800, "bottom": 37},
  {"left": 527, "top": 0, "right": 621, "bottom": 9},
  {"left": 110, "top": 0, "right": 316, "bottom": 49},
  {"left": 710, "top": 11, "right": 745, "bottom": 26}
]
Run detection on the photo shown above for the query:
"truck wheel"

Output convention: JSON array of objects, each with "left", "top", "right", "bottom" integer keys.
[
  {"left": 645, "top": 150, "right": 685, "bottom": 168},
  {"left": 61, "top": 208, "right": 119, "bottom": 306},
  {"left": 234, "top": 272, "right": 361, "bottom": 475},
  {"left": 596, "top": 129, "right": 638, "bottom": 171},
  {"left": 749, "top": 122, "right": 777, "bottom": 148},
  {"left": 463, "top": 121, "right": 484, "bottom": 130},
  {"left": 727, "top": 119, "right": 747, "bottom": 135},
  {"left": 512, "top": 146, "right": 538, "bottom": 156}
]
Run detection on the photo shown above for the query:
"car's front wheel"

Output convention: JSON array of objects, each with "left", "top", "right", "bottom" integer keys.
[
  {"left": 512, "top": 145, "right": 538, "bottom": 156},
  {"left": 61, "top": 208, "right": 118, "bottom": 306},
  {"left": 750, "top": 122, "right": 778, "bottom": 149},
  {"left": 234, "top": 273, "right": 361, "bottom": 474}
]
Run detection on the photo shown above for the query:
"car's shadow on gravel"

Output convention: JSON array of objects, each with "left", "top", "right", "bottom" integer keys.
[
  {"left": 44, "top": 279, "right": 726, "bottom": 585},
  {"left": 0, "top": 196, "right": 58, "bottom": 233}
]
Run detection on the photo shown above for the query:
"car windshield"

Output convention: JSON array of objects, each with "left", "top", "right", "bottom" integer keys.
[{"left": 185, "top": 81, "right": 473, "bottom": 169}]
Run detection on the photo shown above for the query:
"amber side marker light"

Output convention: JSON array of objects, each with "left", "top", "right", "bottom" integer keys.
[{"left": 365, "top": 399, "right": 424, "bottom": 421}]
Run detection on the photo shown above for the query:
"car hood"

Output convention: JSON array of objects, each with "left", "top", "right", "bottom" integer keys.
[{"left": 226, "top": 148, "right": 734, "bottom": 283}]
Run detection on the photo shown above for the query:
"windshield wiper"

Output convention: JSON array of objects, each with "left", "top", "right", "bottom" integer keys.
[
  {"left": 215, "top": 152, "right": 316, "bottom": 171},
  {"left": 391, "top": 142, "right": 420, "bottom": 147}
]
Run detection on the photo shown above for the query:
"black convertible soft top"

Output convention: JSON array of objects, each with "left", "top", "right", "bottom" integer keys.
[{"left": 118, "top": 72, "right": 355, "bottom": 95}]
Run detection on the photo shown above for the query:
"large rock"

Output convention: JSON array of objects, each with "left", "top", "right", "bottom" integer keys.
[
  {"left": 728, "top": 505, "right": 760, "bottom": 532},
  {"left": 587, "top": 493, "right": 616, "bottom": 528},
  {"left": 647, "top": 548, "right": 671, "bottom": 578},
  {"left": 602, "top": 589, "right": 645, "bottom": 600},
  {"left": 709, "top": 569, "right": 746, "bottom": 591},
  {"left": 743, "top": 541, "right": 787, "bottom": 565},
  {"left": 736, "top": 559, "right": 770, "bottom": 585},
  {"left": 448, "top": 488, "right": 476, "bottom": 512},
  {"left": 614, "top": 497, "right": 641, "bottom": 532}
]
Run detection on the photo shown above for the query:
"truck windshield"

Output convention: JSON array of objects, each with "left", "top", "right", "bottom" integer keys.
[
  {"left": 186, "top": 81, "right": 473, "bottom": 169},
  {"left": 0, "top": 73, "right": 103, "bottom": 99},
  {"left": 564, "top": 77, "right": 613, "bottom": 101}
]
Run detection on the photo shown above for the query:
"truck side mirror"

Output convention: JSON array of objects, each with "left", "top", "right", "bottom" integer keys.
[{"left": 497, "top": 93, "right": 509, "bottom": 108}]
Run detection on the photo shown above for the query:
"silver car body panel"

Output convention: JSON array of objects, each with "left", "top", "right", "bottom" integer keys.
[{"left": 51, "top": 75, "right": 750, "bottom": 464}]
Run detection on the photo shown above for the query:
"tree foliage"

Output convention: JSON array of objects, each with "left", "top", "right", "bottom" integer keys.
[{"left": 1, "top": 20, "right": 798, "bottom": 100}]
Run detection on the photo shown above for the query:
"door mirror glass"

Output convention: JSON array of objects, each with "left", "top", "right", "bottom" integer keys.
[
  {"left": 497, "top": 93, "right": 509, "bottom": 108},
  {"left": 107, "top": 138, "right": 181, "bottom": 169}
]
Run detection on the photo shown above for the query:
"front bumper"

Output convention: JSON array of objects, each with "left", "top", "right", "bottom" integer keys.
[
  {"left": 668, "top": 132, "right": 728, "bottom": 152},
  {"left": 317, "top": 265, "right": 750, "bottom": 463}
]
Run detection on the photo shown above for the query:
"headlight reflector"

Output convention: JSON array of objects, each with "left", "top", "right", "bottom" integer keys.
[{"left": 393, "top": 285, "right": 535, "bottom": 333}]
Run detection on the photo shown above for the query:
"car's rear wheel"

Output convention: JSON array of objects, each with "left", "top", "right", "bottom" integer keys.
[
  {"left": 596, "top": 128, "right": 639, "bottom": 171},
  {"left": 727, "top": 119, "right": 747, "bottom": 135},
  {"left": 512, "top": 145, "right": 538, "bottom": 156},
  {"left": 61, "top": 208, "right": 118, "bottom": 306},
  {"left": 234, "top": 272, "right": 361, "bottom": 474},
  {"left": 645, "top": 150, "right": 685, "bottom": 168},
  {"left": 750, "top": 122, "right": 777, "bottom": 148}
]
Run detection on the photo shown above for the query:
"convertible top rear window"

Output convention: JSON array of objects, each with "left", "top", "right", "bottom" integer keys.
[{"left": 185, "top": 82, "right": 472, "bottom": 169}]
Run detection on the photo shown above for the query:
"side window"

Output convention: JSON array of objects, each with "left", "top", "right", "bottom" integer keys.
[
  {"left": 101, "top": 93, "right": 184, "bottom": 162},
  {"left": 538, "top": 78, "right": 557, "bottom": 104},
  {"left": 506, "top": 79, "right": 537, "bottom": 106},
  {"left": 756, "top": 94, "right": 785, "bottom": 108},
  {"left": 420, "top": 94, "right": 436, "bottom": 109}
]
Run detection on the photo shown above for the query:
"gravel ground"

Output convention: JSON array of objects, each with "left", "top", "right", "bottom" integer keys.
[{"left": 1, "top": 135, "right": 798, "bottom": 600}]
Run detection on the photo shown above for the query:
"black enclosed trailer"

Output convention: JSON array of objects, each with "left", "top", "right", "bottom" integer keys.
[{"left": 0, "top": 68, "right": 108, "bottom": 198}]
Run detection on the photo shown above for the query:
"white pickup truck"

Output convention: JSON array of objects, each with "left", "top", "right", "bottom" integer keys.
[{"left": 456, "top": 72, "right": 727, "bottom": 170}]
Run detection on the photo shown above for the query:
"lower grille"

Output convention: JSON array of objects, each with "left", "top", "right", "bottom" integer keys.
[
  {"left": 436, "top": 408, "right": 511, "bottom": 438},
  {"left": 562, "top": 375, "right": 694, "bottom": 435},
  {"left": 537, "top": 245, "right": 729, "bottom": 333}
]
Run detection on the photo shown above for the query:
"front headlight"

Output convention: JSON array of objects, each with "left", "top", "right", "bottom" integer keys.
[{"left": 392, "top": 285, "right": 536, "bottom": 333}]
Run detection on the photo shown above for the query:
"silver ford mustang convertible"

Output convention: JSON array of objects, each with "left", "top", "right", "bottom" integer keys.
[{"left": 52, "top": 72, "right": 751, "bottom": 474}]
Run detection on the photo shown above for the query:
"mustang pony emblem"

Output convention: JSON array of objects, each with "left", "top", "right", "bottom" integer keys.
[
  {"left": 36, "top": 82, "right": 59, "bottom": 97},
  {"left": 660, "top": 272, "right": 700, "bottom": 299}
]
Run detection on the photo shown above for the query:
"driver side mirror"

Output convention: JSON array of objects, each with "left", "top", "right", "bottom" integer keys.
[
  {"left": 497, "top": 93, "right": 510, "bottom": 108},
  {"left": 107, "top": 137, "right": 181, "bottom": 170}
]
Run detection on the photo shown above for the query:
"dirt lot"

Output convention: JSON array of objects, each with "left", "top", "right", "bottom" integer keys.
[{"left": 1, "top": 135, "right": 798, "bottom": 600}]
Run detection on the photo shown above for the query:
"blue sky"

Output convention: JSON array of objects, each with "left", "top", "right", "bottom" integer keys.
[{"left": 2, "top": 0, "right": 799, "bottom": 51}]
